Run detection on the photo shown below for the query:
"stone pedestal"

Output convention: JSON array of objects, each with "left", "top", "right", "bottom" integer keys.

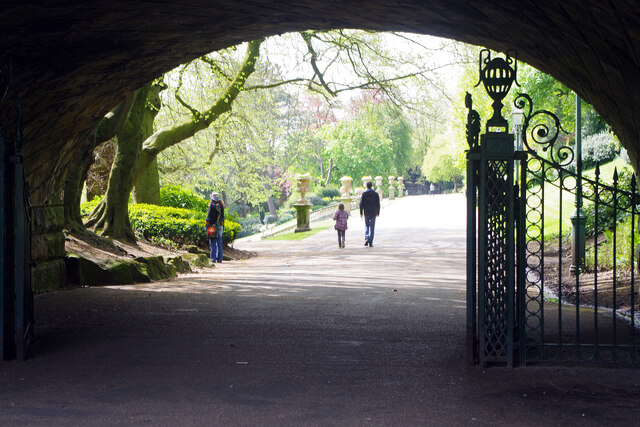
[
  {"left": 339, "top": 196, "right": 352, "bottom": 213},
  {"left": 294, "top": 174, "right": 312, "bottom": 233},
  {"left": 388, "top": 176, "right": 396, "bottom": 200},
  {"left": 397, "top": 176, "right": 404, "bottom": 197},
  {"left": 294, "top": 203, "right": 312, "bottom": 232},
  {"left": 375, "top": 176, "right": 383, "bottom": 200}
]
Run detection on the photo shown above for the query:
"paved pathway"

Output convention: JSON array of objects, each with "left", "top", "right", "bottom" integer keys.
[{"left": 1, "top": 194, "right": 640, "bottom": 425}]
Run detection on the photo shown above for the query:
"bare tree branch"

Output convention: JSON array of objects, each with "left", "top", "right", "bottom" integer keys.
[{"left": 300, "top": 31, "right": 337, "bottom": 97}]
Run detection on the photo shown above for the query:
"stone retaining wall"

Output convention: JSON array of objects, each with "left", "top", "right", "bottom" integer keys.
[{"left": 30, "top": 204, "right": 66, "bottom": 293}]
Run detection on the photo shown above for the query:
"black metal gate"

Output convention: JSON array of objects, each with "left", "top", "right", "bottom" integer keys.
[
  {"left": 467, "top": 50, "right": 640, "bottom": 366},
  {"left": 1, "top": 60, "right": 34, "bottom": 361}
]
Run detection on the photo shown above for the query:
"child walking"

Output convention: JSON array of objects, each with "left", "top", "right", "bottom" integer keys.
[{"left": 332, "top": 202, "right": 349, "bottom": 248}]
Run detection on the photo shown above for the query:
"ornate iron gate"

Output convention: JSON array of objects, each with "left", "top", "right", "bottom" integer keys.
[{"left": 467, "top": 50, "right": 640, "bottom": 366}]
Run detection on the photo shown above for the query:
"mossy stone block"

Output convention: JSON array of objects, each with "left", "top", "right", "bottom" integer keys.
[
  {"left": 66, "top": 254, "right": 139, "bottom": 286},
  {"left": 166, "top": 256, "right": 191, "bottom": 273},
  {"left": 32, "top": 232, "right": 66, "bottom": 262},
  {"left": 31, "top": 205, "right": 64, "bottom": 234},
  {"left": 135, "top": 256, "right": 177, "bottom": 280},
  {"left": 32, "top": 259, "right": 67, "bottom": 293},
  {"left": 182, "top": 253, "right": 215, "bottom": 268}
]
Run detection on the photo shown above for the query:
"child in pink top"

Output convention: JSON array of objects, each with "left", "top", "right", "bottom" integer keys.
[{"left": 332, "top": 203, "right": 349, "bottom": 248}]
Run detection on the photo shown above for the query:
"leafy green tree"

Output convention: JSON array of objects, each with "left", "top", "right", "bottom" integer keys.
[
  {"left": 87, "top": 40, "right": 264, "bottom": 241},
  {"left": 86, "top": 31, "right": 461, "bottom": 240},
  {"left": 422, "top": 130, "right": 465, "bottom": 187},
  {"left": 319, "top": 110, "right": 396, "bottom": 182}
]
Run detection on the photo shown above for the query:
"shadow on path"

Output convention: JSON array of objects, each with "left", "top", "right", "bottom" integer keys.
[{"left": 1, "top": 195, "right": 639, "bottom": 425}]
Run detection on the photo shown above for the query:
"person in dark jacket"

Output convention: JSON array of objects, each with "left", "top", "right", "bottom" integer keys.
[
  {"left": 359, "top": 181, "right": 380, "bottom": 247},
  {"left": 206, "top": 192, "right": 225, "bottom": 263}
]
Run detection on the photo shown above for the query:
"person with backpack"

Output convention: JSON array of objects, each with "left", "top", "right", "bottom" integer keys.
[{"left": 206, "top": 192, "right": 225, "bottom": 263}]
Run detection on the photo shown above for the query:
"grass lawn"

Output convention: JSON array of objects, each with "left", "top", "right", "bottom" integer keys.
[{"left": 265, "top": 218, "right": 333, "bottom": 241}]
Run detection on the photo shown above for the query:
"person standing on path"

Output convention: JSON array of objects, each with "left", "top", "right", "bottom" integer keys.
[
  {"left": 332, "top": 202, "right": 349, "bottom": 248},
  {"left": 359, "top": 181, "right": 380, "bottom": 247},
  {"left": 206, "top": 192, "right": 225, "bottom": 263}
]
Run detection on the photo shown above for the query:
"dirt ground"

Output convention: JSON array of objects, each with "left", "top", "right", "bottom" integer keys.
[
  {"left": 65, "top": 232, "right": 256, "bottom": 265},
  {"left": 544, "top": 240, "right": 639, "bottom": 315}
]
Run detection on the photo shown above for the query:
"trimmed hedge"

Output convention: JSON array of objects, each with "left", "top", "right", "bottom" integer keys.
[
  {"left": 80, "top": 189, "right": 241, "bottom": 247},
  {"left": 129, "top": 204, "right": 240, "bottom": 247},
  {"left": 160, "top": 185, "right": 209, "bottom": 211}
]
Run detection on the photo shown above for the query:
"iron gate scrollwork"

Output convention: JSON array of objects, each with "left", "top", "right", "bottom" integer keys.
[
  {"left": 518, "top": 94, "right": 640, "bottom": 365},
  {"left": 467, "top": 49, "right": 640, "bottom": 367}
]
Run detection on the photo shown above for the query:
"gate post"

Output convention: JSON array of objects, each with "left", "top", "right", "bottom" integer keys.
[{"left": 466, "top": 50, "right": 520, "bottom": 367}]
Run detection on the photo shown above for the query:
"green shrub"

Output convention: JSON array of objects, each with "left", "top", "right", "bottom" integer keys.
[
  {"left": 80, "top": 196, "right": 104, "bottom": 217},
  {"left": 318, "top": 184, "right": 341, "bottom": 199},
  {"left": 129, "top": 203, "right": 240, "bottom": 247},
  {"left": 582, "top": 132, "right": 621, "bottom": 170},
  {"left": 225, "top": 210, "right": 241, "bottom": 223},
  {"left": 160, "top": 185, "right": 209, "bottom": 211},
  {"left": 308, "top": 195, "right": 329, "bottom": 206},
  {"left": 238, "top": 216, "right": 263, "bottom": 238},
  {"left": 222, "top": 220, "right": 241, "bottom": 244},
  {"left": 275, "top": 208, "right": 296, "bottom": 225}
]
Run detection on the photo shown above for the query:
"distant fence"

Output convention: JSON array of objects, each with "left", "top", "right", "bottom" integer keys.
[{"left": 405, "top": 182, "right": 429, "bottom": 195}]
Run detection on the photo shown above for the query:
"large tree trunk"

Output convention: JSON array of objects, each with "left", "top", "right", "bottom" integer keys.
[
  {"left": 267, "top": 195, "right": 278, "bottom": 219},
  {"left": 63, "top": 94, "right": 135, "bottom": 231},
  {"left": 85, "top": 85, "right": 153, "bottom": 242},
  {"left": 132, "top": 158, "right": 161, "bottom": 204},
  {"left": 132, "top": 80, "right": 165, "bottom": 205}
]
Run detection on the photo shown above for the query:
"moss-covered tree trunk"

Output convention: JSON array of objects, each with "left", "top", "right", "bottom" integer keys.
[
  {"left": 63, "top": 94, "right": 135, "bottom": 231},
  {"left": 85, "top": 85, "right": 154, "bottom": 242},
  {"left": 132, "top": 158, "right": 161, "bottom": 204}
]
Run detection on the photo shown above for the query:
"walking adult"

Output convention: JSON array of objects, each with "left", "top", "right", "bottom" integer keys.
[
  {"left": 359, "top": 181, "right": 380, "bottom": 247},
  {"left": 206, "top": 192, "right": 225, "bottom": 263}
]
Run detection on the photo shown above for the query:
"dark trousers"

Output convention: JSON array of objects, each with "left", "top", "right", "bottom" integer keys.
[
  {"left": 337, "top": 229, "right": 346, "bottom": 246},
  {"left": 364, "top": 215, "right": 376, "bottom": 243}
]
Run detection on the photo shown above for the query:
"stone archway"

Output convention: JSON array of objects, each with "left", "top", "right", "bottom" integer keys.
[
  {"left": 1, "top": 1, "right": 640, "bottom": 311},
  {"left": 2, "top": 1, "right": 639, "bottom": 204}
]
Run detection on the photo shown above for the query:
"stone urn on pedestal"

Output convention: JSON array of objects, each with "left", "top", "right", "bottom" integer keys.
[
  {"left": 388, "top": 176, "right": 396, "bottom": 200},
  {"left": 294, "top": 173, "right": 312, "bottom": 232},
  {"left": 397, "top": 176, "right": 404, "bottom": 198},
  {"left": 375, "top": 176, "right": 384, "bottom": 200},
  {"left": 339, "top": 176, "right": 353, "bottom": 213},
  {"left": 362, "top": 176, "right": 372, "bottom": 189}
]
